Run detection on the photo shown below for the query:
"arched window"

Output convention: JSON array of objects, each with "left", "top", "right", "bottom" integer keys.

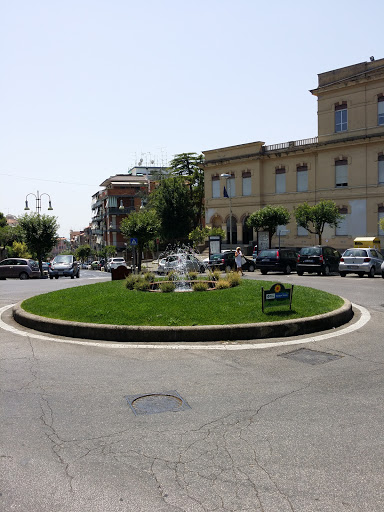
[{"left": 242, "top": 216, "right": 253, "bottom": 244}]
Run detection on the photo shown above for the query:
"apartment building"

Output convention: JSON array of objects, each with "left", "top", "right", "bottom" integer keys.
[
  {"left": 203, "top": 58, "right": 384, "bottom": 252},
  {"left": 90, "top": 167, "right": 166, "bottom": 254}
]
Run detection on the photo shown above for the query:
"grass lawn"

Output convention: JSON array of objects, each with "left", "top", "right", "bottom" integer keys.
[{"left": 21, "top": 279, "right": 344, "bottom": 327}]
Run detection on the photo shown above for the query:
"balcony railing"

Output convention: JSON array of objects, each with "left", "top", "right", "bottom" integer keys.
[{"left": 264, "top": 137, "right": 318, "bottom": 152}]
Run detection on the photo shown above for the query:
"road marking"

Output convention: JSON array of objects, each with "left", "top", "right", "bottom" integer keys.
[{"left": 0, "top": 303, "right": 370, "bottom": 350}]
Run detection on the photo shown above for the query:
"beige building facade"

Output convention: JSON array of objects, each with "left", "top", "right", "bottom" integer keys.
[{"left": 203, "top": 58, "right": 384, "bottom": 252}]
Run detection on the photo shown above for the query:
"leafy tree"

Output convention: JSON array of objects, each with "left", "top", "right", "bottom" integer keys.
[
  {"left": 247, "top": 205, "right": 290, "bottom": 248},
  {"left": 76, "top": 244, "right": 91, "bottom": 263},
  {"left": 18, "top": 213, "right": 59, "bottom": 276},
  {"left": 294, "top": 200, "right": 343, "bottom": 244},
  {"left": 169, "top": 153, "right": 205, "bottom": 229},
  {"left": 120, "top": 209, "right": 160, "bottom": 270},
  {"left": 0, "top": 223, "right": 24, "bottom": 259},
  {"left": 99, "top": 245, "right": 116, "bottom": 261},
  {"left": 188, "top": 226, "right": 226, "bottom": 247},
  {"left": 8, "top": 241, "right": 31, "bottom": 258},
  {"left": 150, "top": 176, "right": 195, "bottom": 244},
  {"left": 0, "top": 212, "right": 7, "bottom": 228}
]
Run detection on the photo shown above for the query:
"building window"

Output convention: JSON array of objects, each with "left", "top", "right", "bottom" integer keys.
[
  {"left": 212, "top": 176, "right": 220, "bottom": 198},
  {"left": 378, "top": 96, "right": 384, "bottom": 126},
  {"left": 335, "top": 159, "right": 348, "bottom": 187},
  {"left": 297, "top": 225, "right": 308, "bottom": 236},
  {"left": 227, "top": 175, "right": 235, "bottom": 197},
  {"left": 297, "top": 165, "right": 308, "bottom": 192},
  {"left": 275, "top": 168, "right": 286, "bottom": 194},
  {"left": 379, "top": 206, "right": 384, "bottom": 236},
  {"left": 335, "top": 103, "right": 348, "bottom": 132},
  {"left": 379, "top": 155, "right": 384, "bottom": 184},
  {"left": 336, "top": 207, "right": 348, "bottom": 236},
  {"left": 242, "top": 171, "right": 251, "bottom": 196}
]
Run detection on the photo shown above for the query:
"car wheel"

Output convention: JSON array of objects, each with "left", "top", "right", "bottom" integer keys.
[
  {"left": 358, "top": 273, "right": 364, "bottom": 278},
  {"left": 248, "top": 264, "right": 255, "bottom": 272},
  {"left": 55, "top": 276, "right": 59, "bottom": 279},
  {"left": 368, "top": 266, "right": 375, "bottom": 278},
  {"left": 284, "top": 264, "right": 292, "bottom": 275},
  {"left": 382, "top": 271, "right": 384, "bottom": 279},
  {"left": 297, "top": 271, "right": 303, "bottom": 276},
  {"left": 322, "top": 265, "right": 330, "bottom": 276},
  {"left": 19, "top": 272, "right": 29, "bottom": 280},
  {"left": 261, "top": 270, "right": 268, "bottom": 275},
  {"left": 49, "top": 276, "right": 53, "bottom": 279},
  {"left": 340, "top": 272, "right": 346, "bottom": 277}
]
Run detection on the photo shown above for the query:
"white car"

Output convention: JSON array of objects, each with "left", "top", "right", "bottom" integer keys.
[
  {"left": 106, "top": 257, "right": 127, "bottom": 272},
  {"left": 157, "top": 254, "right": 205, "bottom": 275}
]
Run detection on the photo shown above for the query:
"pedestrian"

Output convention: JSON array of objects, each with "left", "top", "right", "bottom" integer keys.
[{"left": 235, "top": 246, "right": 244, "bottom": 275}]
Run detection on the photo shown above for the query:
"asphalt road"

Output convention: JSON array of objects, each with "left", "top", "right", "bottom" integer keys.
[{"left": 1, "top": 270, "right": 384, "bottom": 512}]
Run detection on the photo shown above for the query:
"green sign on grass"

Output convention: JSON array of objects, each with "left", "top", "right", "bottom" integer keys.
[{"left": 262, "top": 282, "right": 294, "bottom": 313}]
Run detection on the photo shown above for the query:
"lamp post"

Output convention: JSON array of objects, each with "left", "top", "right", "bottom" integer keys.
[
  {"left": 220, "top": 173, "right": 233, "bottom": 250},
  {"left": 24, "top": 190, "right": 53, "bottom": 214}
]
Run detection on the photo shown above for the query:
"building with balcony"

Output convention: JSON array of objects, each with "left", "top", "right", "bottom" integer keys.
[
  {"left": 203, "top": 58, "right": 384, "bottom": 252},
  {"left": 90, "top": 167, "right": 167, "bottom": 255}
]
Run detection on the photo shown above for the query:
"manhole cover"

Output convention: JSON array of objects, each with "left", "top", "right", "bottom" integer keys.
[
  {"left": 280, "top": 348, "right": 342, "bottom": 365},
  {"left": 125, "top": 391, "right": 191, "bottom": 415}
]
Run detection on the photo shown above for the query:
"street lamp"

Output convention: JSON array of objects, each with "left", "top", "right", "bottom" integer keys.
[
  {"left": 24, "top": 190, "right": 53, "bottom": 214},
  {"left": 220, "top": 173, "right": 233, "bottom": 250}
]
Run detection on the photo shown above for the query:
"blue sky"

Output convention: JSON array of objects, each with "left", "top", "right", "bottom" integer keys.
[{"left": 1, "top": 0, "right": 383, "bottom": 237}]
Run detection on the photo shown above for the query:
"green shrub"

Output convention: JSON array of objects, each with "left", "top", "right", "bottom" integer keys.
[
  {"left": 125, "top": 274, "right": 142, "bottom": 290},
  {"left": 187, "top": 271, "right": 198, "bottom": 280},
  {"left": 167, "top": 270, "right": 178, "bottom": 281},
  {"left": 215, "top": 279, "right": 230, "bottom": 289},
  {"left": 192, "top": 281, "right": 208, "bottom": 292},
  {"left": 226, "top": 272, "right": 241, "bottom": 287},
  {"left": 208, "top": 270, "right": 221, "bottom": 281},
  {"left": 133, "top": 278, "right": 151, "bottom": 291},
  {"left": 143, "top": 271, "right": 155, "bottom": 282},
  {"left": 159, "top": 281, "right": 176, "bottom": 293}
]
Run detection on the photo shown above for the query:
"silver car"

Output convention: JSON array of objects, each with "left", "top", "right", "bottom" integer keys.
[
  {"left": 0, "top": 258, "right": 40, "bottom": 280},
  {"left": 339, "top": 248, "right": 383, "bottom": 277},
  {"left": 157, "top": 254, "right": 205, "bottom": 275}
]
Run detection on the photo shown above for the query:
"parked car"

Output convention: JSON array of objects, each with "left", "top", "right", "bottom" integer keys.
[
  {"left": 203, "top": 249, "right": 231, "bottom": 264},
  {"left": 339, "top": 247, "right": 383, "bottom": 277},
  {"left": 49, "top": 255, "right": 80, "bottom": 279},
  {"left": 41, "top": 262, "right": 50, "bottom": 275},
  {"left": 105, "top": 257, "right": 127, "bottom": 272},
  {"left": 255, "top": 248, "right": 299, "bottom": 275},
  {"left": 157, "top": 253, "right": 206, "bottom": 275},
  {"left": 252, "top": 245, "right": 258, "bottom": 262},
  {"left": 382, "top": 260, "right": 384, "bottom": 279},
  {"left": 91, "top": 261, "right": 102, "bottom": 270},
  {"left": 296, "top": 246, "right": 341, "bottom": 276},
  {"left": 0, "top": 258, "right": 40, "bottom": 280},
  {"left": 208, "top": 251, "right": 255, "bottom": 272}
]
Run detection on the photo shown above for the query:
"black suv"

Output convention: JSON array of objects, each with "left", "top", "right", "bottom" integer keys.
[
  {"left": 296, "top": 246, "right": 341, "bottom": 276},
  {"left": 208, "top": 252, "right": 255, "bottom": 272},
  {"left": 255, "top": 248, "right": 299, "bottom": 275}
]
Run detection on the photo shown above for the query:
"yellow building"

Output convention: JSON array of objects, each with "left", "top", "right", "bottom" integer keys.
[{"left": 203, "top": 58, "right": 384, "bottom": 252}]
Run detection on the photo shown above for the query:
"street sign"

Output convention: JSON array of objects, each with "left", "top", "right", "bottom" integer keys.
[
  {"left": 130, "top": 238, "right": 138, "bottom": 246},
  {"left": 261, "top": 283, "right": 294, "bottom": 313}
]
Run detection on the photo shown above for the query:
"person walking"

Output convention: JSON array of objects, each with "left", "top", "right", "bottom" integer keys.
[{"left": 235, "top": 247, "right": 244, "bottom": 275}]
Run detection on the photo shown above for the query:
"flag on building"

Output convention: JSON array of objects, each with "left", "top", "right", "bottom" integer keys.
[{"left": 223, "top": 186, "right": 229, "bottom": 198}]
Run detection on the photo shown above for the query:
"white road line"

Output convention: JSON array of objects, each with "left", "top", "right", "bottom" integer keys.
[{"left": 0, "top": 303, "right": 370, "bottom": 350}]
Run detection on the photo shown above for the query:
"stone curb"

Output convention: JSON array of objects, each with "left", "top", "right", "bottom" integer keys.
[{"left": 12, "top": 299, "right": 353, "bottom": 343}]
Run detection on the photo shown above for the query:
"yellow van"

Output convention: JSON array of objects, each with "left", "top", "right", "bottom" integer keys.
[{"left": 353, "top": 237, "right": 381, "bottom": 250}]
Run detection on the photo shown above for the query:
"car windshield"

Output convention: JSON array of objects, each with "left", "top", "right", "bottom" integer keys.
[
  {"left": 210, "top": 254, "right": 224, "bottom": 260},
  {"left": 258, "top": 250, "right": 277, "bottom": 258},
  {"left": 300, "top": 247, "right": 321, "bottom": 256},
  {"left": 343, "top": 249, "right": 367, "bottom": 257},
  {"left": 54, "top": 256, "right": 73, "bottom": 264}
]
